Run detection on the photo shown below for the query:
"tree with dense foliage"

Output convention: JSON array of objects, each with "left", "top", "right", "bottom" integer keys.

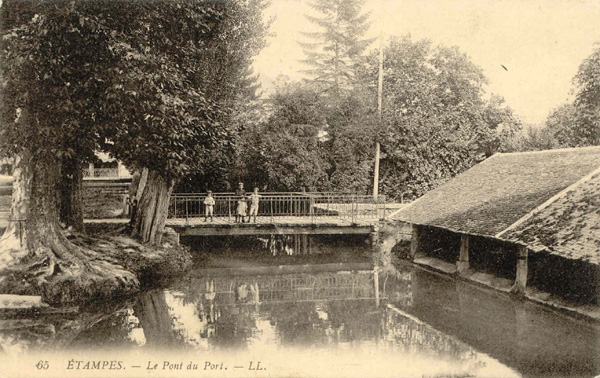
[
  {"left": 0, "top": 0, "right": 138, "bottom": 301},
  {"left": 234, "top": 76, "right": 379, "bottom": 193},
  {"left": 231, "top": 0, "right": 377, "bottom": 193},
  {"left": 93, "top": 0, "right": 237, "bottom": 244},
  {"left": 518, "top": 46, "right": 600, "bottom": 151},
  {"left": 236, "top": 80, "right": 331, "bottom": 191},
  {"left": 237, "top": 35, "right": 520, "bottom": 199},
  {"left": 299, "top": 0, "right": 374, "bottom": 97},
  {"left": 0, "top": 0, "right": 268, "bottom": 301},
  {"left": 572, "top": 45, "right": 600, "bottom": 146},
  {"left": 0, "top": 1, "right": 118, "bottom": 233},
  {"left": 175, "top": 0, "right": 270, "bottom": 193},
  {"left": 504, "top": 124, "right": 560, "bottom": 152},
  {"left": 541, "top": 103, "right": 579, "bottom": 148},
  {"left": 324, "top": 90, "right": 378, "bottom": 192},
  {"left": 359, "top": 36, "right": 520, "bottom": 199},
  {"left": 542, "top": 46, "right": 600, "bottom": 148}
]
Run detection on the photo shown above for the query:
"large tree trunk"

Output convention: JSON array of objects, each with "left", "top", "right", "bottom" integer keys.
[
  {"left": 58, "top": 157, "right": 84, "bottom": 232},
  {"left": 0, "top": 149, "right": 137, "bottom": 305},
  {"left": 131, "top": 169, "right": 174, "bottom": 245},
  {"left": 0, "top": 154, "right": 31, "bottom": 266},
  {"left": 128, "top": 167, "right": 148, "bottom": 204}
]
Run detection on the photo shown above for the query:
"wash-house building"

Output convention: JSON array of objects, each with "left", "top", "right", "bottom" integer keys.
[{"left": 392, "top": 146, "right": 600, "bottom": 305}]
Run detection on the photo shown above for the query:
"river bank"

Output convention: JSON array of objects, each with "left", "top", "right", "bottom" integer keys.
[{"left": 0, "top": 224, "right": 192, "bottom": 308}]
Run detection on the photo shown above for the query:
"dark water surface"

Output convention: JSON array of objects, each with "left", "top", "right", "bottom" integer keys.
[{"left": 0, "top": 235, "right": 598, "bottom": 378}]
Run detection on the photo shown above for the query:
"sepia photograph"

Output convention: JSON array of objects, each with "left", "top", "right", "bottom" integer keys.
[{"left": 0, "top": 0, "right": 599, "bottom": 377}]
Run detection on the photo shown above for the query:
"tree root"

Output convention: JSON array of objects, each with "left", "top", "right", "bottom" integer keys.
[
  {"left": 0, "top": 235, "right": 139, "bottom": 306},
  {"left": 0, "top": 226, "right": 191, "bottom": 307}
]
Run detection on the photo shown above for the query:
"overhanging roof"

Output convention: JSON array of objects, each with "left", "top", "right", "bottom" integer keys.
[{"left": 393, "top": 146, "right": 600, "bottom": 239}]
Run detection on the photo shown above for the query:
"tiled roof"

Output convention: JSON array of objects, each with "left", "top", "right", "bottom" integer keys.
[
  {"left": 503, "top": 173, "right": 600, "bottom": 265},
  {"left": 392, "top": 146, "right": 600, "bottom": 237}
]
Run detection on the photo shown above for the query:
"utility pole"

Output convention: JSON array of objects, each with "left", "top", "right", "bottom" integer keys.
[{"left": 373, "top": 30, "right": 383, "bottom": 200}]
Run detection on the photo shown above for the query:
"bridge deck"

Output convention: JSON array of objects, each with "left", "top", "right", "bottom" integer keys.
[
  {"left": 86, "top": 216, "right": 379, "bottom": 236},
  {"left": 171, "top": 216, "right": 376, "bottom": 235}
]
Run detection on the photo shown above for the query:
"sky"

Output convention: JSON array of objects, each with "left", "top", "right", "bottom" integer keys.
[{"left": 252, "top": 0, "right": 600, "bottom": 125}]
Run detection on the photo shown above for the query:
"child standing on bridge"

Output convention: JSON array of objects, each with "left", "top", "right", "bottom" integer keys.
[
  {"left": 234, "top": 182, "right": 245, "bottom": 223},
  {"left": 204, "top": 190, "right": 215, "bottom": 222},
  {"left": 248, "top": 187, "right": 261, "bottom": 223},
  {"left": 236, "top": 195, "right": 247, "bottom": 223}
]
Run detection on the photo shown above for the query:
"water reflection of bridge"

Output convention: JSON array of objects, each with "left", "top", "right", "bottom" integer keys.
[{"left": 184, "top": 269, "right": 378, "bottom": 305}]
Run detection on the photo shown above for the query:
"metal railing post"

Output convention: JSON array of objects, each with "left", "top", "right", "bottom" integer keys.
[
  {"left": 270, "top": 196, "right": 274, "bottom": 222},
  {"left": 185, "top": 198, "right": 189, "bottom": 224}
]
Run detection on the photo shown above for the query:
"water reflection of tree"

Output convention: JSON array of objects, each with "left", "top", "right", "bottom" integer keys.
[
  {"left": 134, "top": 291, "right": 180, "bottom": 348},
  {"left": 263, "top": 300, "right": 380, "bottom": 348},
  {"left": 0, "top": 302, "right": 135, "bottom": 353},
  {"left": 66, "top": 307, "right": 143, "bottom": 350},
  {"left": 0, "top": 317, "right": 61, "bottom": 353},
  {"left": 384, "top": 309, "right": 460, "bottom": 355},
  {"left": 209, "top": 302, "right": 259, "bottom": 350}
]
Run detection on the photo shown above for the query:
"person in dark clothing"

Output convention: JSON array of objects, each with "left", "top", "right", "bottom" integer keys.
[{"left": 235, "top": 182, "right": 245, "bottom": 197}]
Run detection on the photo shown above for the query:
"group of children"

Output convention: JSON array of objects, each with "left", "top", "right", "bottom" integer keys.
[{"left": 203, "top": 183, "right": 261, "bottom": 223}]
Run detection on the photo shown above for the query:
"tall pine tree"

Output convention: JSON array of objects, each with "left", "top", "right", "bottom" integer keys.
[{"left": 299, "top": 0, "right": 374, "bottom": 98}]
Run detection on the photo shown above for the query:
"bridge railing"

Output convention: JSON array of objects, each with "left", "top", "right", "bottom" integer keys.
[
  {"left": 168, "top": 192, "right": 386, "bottom": 223},
  {"left": 83, "top": 167, "right": 132, "bottom": 179},
  {"left": 83, "top": 168, "right": 119, "bottom": 178}
]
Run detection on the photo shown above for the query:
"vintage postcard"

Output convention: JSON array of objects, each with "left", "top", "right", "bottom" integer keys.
[{"left": 0, "top": 0, "right": 599, "bottom": 377}]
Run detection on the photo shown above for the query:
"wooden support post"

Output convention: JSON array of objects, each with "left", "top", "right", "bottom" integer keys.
[
  {"left": 410, "top": 225, "right": 422, "bottom": 260},
  {"left": 301, "top": 234, "right": 308, "bottom": 254},
  {"left": 228, "top": 197, "right": 231, "bottom": 222},
  {"left": 457, "top": 234, "right": 470, "bottom": 274},
  {"left": 294, "top": 234, "right": 300, "bottom": 254},
  {"left": 511, "top": 245, "right": 529, "bottom": 295},
  {"left": 185, "top": 198, "right": 189, "bottom": 224},
  {"left": 370, "top": 224, "right": 380, "bottom": 248}
]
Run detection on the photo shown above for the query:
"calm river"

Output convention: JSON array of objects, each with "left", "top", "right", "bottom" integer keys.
[{"left": 0, "top": 235, "right": 598, "bottom": 378}]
